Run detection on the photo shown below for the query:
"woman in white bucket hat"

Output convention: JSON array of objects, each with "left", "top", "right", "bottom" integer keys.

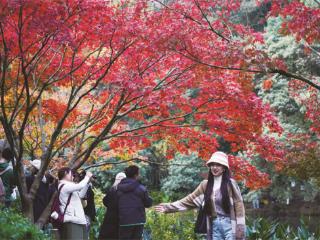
[{"left": 155, "top": 151, "right": 246, "bottom": 240}]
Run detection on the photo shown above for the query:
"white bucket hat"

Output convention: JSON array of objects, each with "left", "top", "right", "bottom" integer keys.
[
  {"left": 113, "top": 172, "right": 126, "bottom": 187},
  {"left": 30, "top": 159, "right": 41, "bottom": 170},
  {"left": 206, "top": 151, "right": 229, "bottom": 169}
]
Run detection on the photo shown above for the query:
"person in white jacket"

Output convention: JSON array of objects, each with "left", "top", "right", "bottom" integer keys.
[{"left": 57, "top": 167, "right": 93, "bottom": 240}]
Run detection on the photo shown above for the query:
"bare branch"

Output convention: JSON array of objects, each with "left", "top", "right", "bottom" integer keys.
[
  {"left": 176, "top": 47, "right": 320, "bottom": 91},
  {"left": 83, "top": 157, "right": 205, "bottom": 170},
  {"left": 103, "top": 98, "right": 214, "bottom": 140},
  {"left": 193, "top": 0, "right": 230, "bottom": 42},
  {"left": 270, "top": 69, "right": 320, "bottom": 91}
]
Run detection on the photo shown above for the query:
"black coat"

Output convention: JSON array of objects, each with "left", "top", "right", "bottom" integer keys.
[
  {"left": 117, "top": 178, "right": 152, "bottom": 226},
  {"left": 84, "top": 186, "right": 96, "bottom": 221},
  {"left": 26, "top": 175, "right": 53, "bottom": 223},
  {"left": 99, "top": 186, "right": 119, "bottom": 240}
]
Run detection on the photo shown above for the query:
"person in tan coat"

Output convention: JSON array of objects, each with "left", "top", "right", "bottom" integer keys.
[{"left": 155, "top": 151, "right": 246, "bottom": 240}]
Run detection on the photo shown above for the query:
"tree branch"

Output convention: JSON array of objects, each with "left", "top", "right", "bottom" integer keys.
[
  {"left": 193, "top": 0, "right": 230, "bottom": 42},
  {"left": 83, "top": 157, "right": 205, "bottom": 170}
]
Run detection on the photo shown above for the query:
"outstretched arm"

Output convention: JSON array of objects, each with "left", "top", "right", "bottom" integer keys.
[{"left": 155, "top": 180, "right": 206, "bottom": 213}]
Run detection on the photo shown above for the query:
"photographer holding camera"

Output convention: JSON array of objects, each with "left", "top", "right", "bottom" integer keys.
[{"left": 56, "top": 167, "right": 94, "bottom": 240}]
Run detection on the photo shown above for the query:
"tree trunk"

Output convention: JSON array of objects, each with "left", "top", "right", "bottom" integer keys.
[{"left": 21, "top": 195, "right": 34, "bottom": 223}]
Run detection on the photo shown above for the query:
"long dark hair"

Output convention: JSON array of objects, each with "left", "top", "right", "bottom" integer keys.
[
  {"left": 203, "top": 167, "right": 231, "bottom": 215},
  {"left": 58, "top": 167, "right": 72, "bottom": 180}
]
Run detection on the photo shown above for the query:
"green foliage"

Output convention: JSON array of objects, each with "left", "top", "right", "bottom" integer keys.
[
  {"left": 145, "top": 212, "right": 320, "bottom": 240},
  {"left": 90, "top": 207, "right": 105, "bottom": 240},
  {"left": 161, "top": 153, "right": 206, "bottom": 200},
  {"left": 93, "top": 160, "right": 127, "bottom": 191},
  {"left": 261, "top": 16, "right": 314, "bottom": 130},
  {"left": 0, "top": 208, "right": 49, "bottom": 240},
  {"left": 246, "top": 218, "right": 280, "bottom": 239},
  {"left": 284, "top": 149, "right": 320, "bottom": 188},
  {"left": 93, "top": 187, "right": 105, "bottom": 209},
  {"left": 89, "top": 188, "right": 114, "bottom": 239},
  {"left": 246, "top": 218, "right": 319, "bottom": 240},
  {"left": 90, "top": 204, "right": 320, "bottom": 240},
  {"left": 91, "top": 208, "right": 204, "bottom": 240},
  {"left": 90, "top": 203, "right": 202, "bottom": 240},
  {"left": 252, "top": 15, "right": 320, "bottom": 203},
  {"left": 93, "top": 159, "right": 151, "bottom": 192},
  {"left": 149, "top": 190, "right": 171, "bottom": 205},
  {"left": 145, "top": 210, "right": 204, "bottom": 240}
]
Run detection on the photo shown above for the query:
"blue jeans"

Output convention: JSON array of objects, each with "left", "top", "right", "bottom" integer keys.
[
  {"left": 252, "top": 198, "right": 260, "bottom": 209},
  {"left": 212, "top": 215, "right": 233, "bottom": 240}
]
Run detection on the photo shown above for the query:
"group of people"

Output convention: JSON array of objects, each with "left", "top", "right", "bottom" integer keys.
[
  {"left": 1, "top": 138, "right": 246, "bottom": 240},
  {"left": 99, "top": 165, "right": 153, "bottom": 240},
  {"left": 98, "top": 152, "right": 245, "bottom": 240},
  {"left": 49, "top": 164, "right": 152, "bottom": 240},
  {"left": 0, "top": 140, "right": 96, "bottom": 239},
  {"left": 0, "top": 139, "right": 16, "bottom": 208},
  {"left": 0, "top": 140, "right": 57, "bottom": 215},
  {"left": 26, "top": 164, "right": 97, "bottom": 239}
]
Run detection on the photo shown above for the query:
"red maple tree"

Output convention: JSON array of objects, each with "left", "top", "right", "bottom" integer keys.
[{"left": 0, "top": 0, "right": 296, "bottom": 224}]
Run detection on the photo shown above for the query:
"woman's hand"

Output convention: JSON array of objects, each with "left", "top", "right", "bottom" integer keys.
[
  {"left": 235, "top": 224, "right": 245, "bottom": 240},
  {"left": 86, "top": 171, "right": 93, "bottom": 178},
  {"left": 154, "top": 204, "right": 167, "bottom": 213}
]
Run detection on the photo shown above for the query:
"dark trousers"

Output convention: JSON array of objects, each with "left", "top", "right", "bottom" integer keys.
[
  {"left": 61, "top": 222, "right": 88, "bottom": 240},
  {"left": 98, "top": 223, "right": 119, "bottom": 240},
  {"left": 119, "top": 225, "right": 144, "bottom": 240}
]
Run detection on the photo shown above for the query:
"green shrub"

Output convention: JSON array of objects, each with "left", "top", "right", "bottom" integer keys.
[
  {"left": 0, "top": 208, "right": 49, "bottom": 240},
  {"left": 246, "top": 218, "right": 319, "bottom": 240},
  {"left": 149, "top": 191, "right": 171, "bottom": 205},
  {"left": 145, "top": 210, "right": 205, "bottom": 240},
  {"left": 90, "top": 207, "right": 106, "bottom": 240},
  {"left": 246, "top": 217, "right": 279, "bottom": 239},
  {"left": 145, "top": 212, "right": 320, "bottom": 240},
  {"left": 90, "top": 199, "right": 320, "bottom": 240},
  {"left": 91, "top": 207, "right": 205, "bottom": 240}
]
